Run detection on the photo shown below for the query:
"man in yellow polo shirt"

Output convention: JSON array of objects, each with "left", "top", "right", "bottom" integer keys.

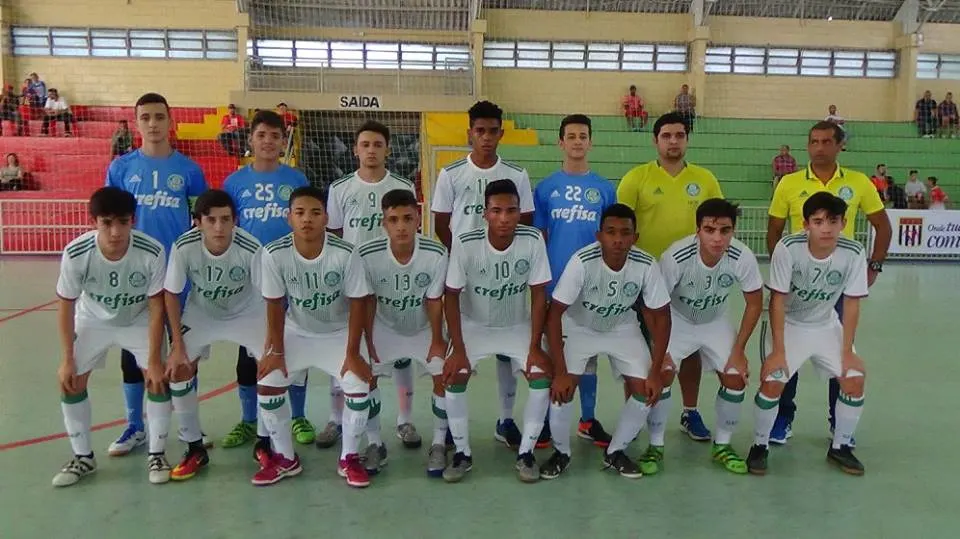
[
  {"left": 617, "top": 111, "right": 723, "bottom": 463},
  {"left": 764, "top": 120, "right": 892, "bottom": 446}
]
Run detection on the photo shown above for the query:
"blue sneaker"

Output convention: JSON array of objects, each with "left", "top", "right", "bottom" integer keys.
[
  {"left": 494, "top": 419, "right": 522, "bottom": 448},
  {"left": 108, "top": 425, "right": 146, "bottom": 457},
  {"left": 679, "top": 410, "right": 711, "bottom": 441},
  {"left": 769, "top": 417, "right": 792, "bottom": 445}
]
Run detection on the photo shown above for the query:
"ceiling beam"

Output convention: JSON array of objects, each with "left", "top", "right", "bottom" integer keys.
[{"left": 896, "top": 0, "right": 921, "bottom": 32}]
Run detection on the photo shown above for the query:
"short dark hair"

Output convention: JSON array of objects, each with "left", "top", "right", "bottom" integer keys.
[
  {"left": 653, "top": 112, "right": 687, "bottom": 137},
  {"left": 289, "top": 186, "right": 328, "bottom": 209},
  {"left": 809, "top": 121, "right": 844, "bottom": 144},
  {"left": 468, "top": 100, "right": 503, "bottom": 128},
  {"left": 381, "top": 188, "right": 419, "bottom": 212},
  {"left": 559, "top": 114, "right": 592, "bottom": 139},
  {"left": 484, "top": 179, "right": 519, "bottom": 206},
  {"left": 193, "top": 189, "right": 236, "bottom": 219},
  {"left": 696, "top": 198, "right": 740, "bottom": 227},
  {"left": 355, "top": 120, "right": 390, "bottom": 144},
  {"left": 928, "top": 176, "right": 938, "bottom": 185},
  {"left": 48, "top": 88, "right": 58, "bottom": 93},
  {"left": 250, "top": 110, "right": 285, "bottom": 133},
  {"left": 135, "top": 92, "right": 170, "bottom": 111},
  {"left": 89, "top": 187, "right": 136, "bottom": 219},
  {"left": 600, "top": 203, "right": 637, "bottom": 230},
  {"left": 909, "top": 169, "right": 918, "bottom": 175},
  {"left": 802, "top": 191, "right": 847, "bottom": 221},
  {"left": 277, "top": 102, "right": 288, "bottom": 107}
]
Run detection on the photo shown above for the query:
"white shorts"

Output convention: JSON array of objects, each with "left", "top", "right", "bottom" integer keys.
[
  {"left": 181, "top": 307, "right": 266, "bottom": 362},
  {"left": 667, "top": 315, "right": 737, "bottom": 374},
  {"left": 258, "top": 326, "right": 367, "bottom": 395},
  {"left": 562, "top": 319, "right": 651, "bottom": 380},
  {"left": 762, "top": 318, "right": 858, "bottom": 380},
  {"left": 460, "top": 318, "right": 539, "bottom": 375},
  {"left": 371, "top": 322, "right": 443, "bottom": 377},
  {"left": 74, "top": 314, "right": 154, "bottom": 375}
]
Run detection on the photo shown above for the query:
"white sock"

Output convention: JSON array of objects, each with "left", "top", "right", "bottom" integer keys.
[
  {"left": 714, "top": 386, "right": 745, "bottom": 445},
  {"left": 607, "top": 395, "right": 652, "bottom": 454},
  {"left": 445, "top": 385, "right": 471, "bottom": 456},
  {"left": 431, "top": 394, "right": 449, "bottom": 447},
  {"left": 833, "top": 392, "right": 864, "bottom": 449},
  {"left": 61, "top": 391, "right": 92, "bottom": 456},
  {"left": 366, "top": 387, "right": 383, "bottom": 447},
  {"left": 752, "top": 392, "right": 780, "bottom": 447},
  {"left": 646, "top": 387, "right": 671, "bottom": 446},
  {"left": 146, "top": 393, "right": 172, "bottom": 454},
  {"left": 257, "top": 407, "right": 269, "bottom": 437},
  {"left": 170, "top": 380, "right": 202, "bottom": 444},
  {"left": 518, "top": 384, "right": 550, "bottom": 454},
  {"left": 394, "top": 360, "right": 414, "bottom": 426},
  {"left": 329, "top": 376, "right": 344, "bottom": 425},
  {"left": 259, "top": 392, "right": 295, "bottom": 460},
  {"left": 496, "top": 358, "right": 517, "bottom": 422},
  {"left": 549, "top": 401, "right": 574, "bottom": 456},
  {"left": 341, "top": 392, "right": 369, "bottom": 459}
]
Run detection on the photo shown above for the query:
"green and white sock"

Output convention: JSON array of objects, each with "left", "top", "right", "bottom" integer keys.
[
  {"left": 259, "top": 392, "right": 295, "bottom": 460},
  {"left": 146, "top": 392, "right": 172, "bottom": 454},
  {"left": 61, "top": 390, "right": 92, "bottom": 456},
  {"left": 714, "top": 386, "right": 745, "bottom": 445},
  {"left": 607, "top": 394, "right": 651, "bottom": 454}
]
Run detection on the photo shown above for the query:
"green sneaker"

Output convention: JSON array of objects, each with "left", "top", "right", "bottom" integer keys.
[
  {"left": 220, "top": 421, "right": 257, "bottom": 448},
  {"left": 292, "top": 418, "right": 316, "bottom": 445},
  {"left": 712, "top": 443, "right": 748, "bottom": 474},
  {"left": 638, "top": 445, "right": 664, "bottom": 475}
]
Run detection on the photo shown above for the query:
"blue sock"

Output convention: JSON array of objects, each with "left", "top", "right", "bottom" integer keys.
[
  {"left": 123, "top": 382, "right": 145, "bottom": 431},
  {"left": 579, "top": 373, "right": 598, "bottom": 421},
  {"left": 238, "top": 384, "right": 257, "bottom": 423},
  {"left": 289, "top": 383, "right": 307, "bottom": 419}
]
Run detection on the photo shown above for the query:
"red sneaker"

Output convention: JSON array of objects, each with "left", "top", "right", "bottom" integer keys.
[
  {"left": 251, "top": 454, "right": 302, "bottom": 486},
  {"left": 253, "top": 439, "right": 273, "bottom": 467},
  {"left": 338, "top": 454, "right": 370, "bottom": 488},
  {"left": 170, "top": 447, "right": 209, "bottom": 481}
]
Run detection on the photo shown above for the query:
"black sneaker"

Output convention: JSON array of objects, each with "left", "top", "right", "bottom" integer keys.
[
  {"left": 494, "top": 419, "right": 522, "bottom": 449},
  {"left": 747, "top": 444, "right": 769, "bottom": 476},
  {"left": 515, "top": 451, "right": 539, "bottom": 483},
  {"left": 536, "top": 420, "right": 552, "bottom": 449},
  {"left": 539, "top": 450, "right": 571, "bottom": 480},
  {"left": 577, "top": 418, "right": 613, "bottom": 447},
  {"left": 442, "top": 451, "right": 473, "bottom": 483},
  {"left": 603, "top": 450, "right": 642, "bottom": 478},
  {"left": 827, "top": 445, "right": 864, "bottom": 476}
]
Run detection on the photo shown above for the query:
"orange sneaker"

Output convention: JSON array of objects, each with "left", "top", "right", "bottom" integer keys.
[{"left": 170, "top": 446, "right": 209, "bottom": 481}]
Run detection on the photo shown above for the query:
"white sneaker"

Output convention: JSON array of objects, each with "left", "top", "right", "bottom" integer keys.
[
  {"left": 108, "top": 426, "right": 146, "bottom": 456},
  {"left": 147, "top": 453, "right": 172, "bottom": 484},
  {"left": 52, "top": 455, "right": 97, "bottom": 487}
]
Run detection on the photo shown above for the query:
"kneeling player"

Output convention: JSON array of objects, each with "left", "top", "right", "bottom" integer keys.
[
  {"left": 748, "top": 192, "right": 868, "bottom": 476},
  {"left": 540, "top": 204, "right": 671, "bottom": 480},
  {"left": 652, "top": 199, "right": 763, "bottom": 475},
  {"left": 53, "top": 187, "right": 172, "bottom": 487},
  {"left": 346, "top": 189, "right": 449, "bottom": 476},
  {"left": 163, "top": 189, "right": 267, "bottom": 481},
  {"left": 442, "top": 180, "right": 552, "bottom": 483},
  {"left": 257, "top": 186, "right": 372, "bottom": 487}
]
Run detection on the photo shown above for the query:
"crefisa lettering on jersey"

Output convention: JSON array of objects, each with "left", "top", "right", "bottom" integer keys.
[
  {"left": 87, "top": 291, "right": 148, "bottom": 308},
  {"left": 550, "top": 205, "right": 599, "bottom": 224},
  {"left": 678, "top": 293, "right": 730, "bottom": 311},
  {"left": 136, "top": 191, "right": 182, "bottom": 210},
  {"left": 243, "top": 203, "right": 289, "bottom": 223},
  {"left": 581, "top": 300, "right": 632, "bottom": 318},
  {"left": 377, "top": 293, "right": 424, "bottom": 311},
  {"left": 473, "top": 281, "right": 527, "bottom": 299},
  {"left": 291, "top": 290, "right": 341, "bottom": 310},
  {"left": 790, "top": 283, "right": 835, "bottom": 302},
  {"left": 195, "top": 283, "right": 246, "bottom": 301},
  {"left": 349, "top": 212, "right": 384, "bottom": 232}
]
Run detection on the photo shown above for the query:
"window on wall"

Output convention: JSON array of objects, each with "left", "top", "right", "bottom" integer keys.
[
  {"left": 10, "top": 26, "right": 238, "bottom": 60},
  {"left": 705, "top": 45, "right": 897, "bottom": 78},
  {"left": 483, "top": 41, "right": 688, "bottom": 72},
  {"left": 246, "top": 39, "right": 471, "bottom": 70},
  {"left": 917, "top": 53, "right": 960, "bottom": 80}
]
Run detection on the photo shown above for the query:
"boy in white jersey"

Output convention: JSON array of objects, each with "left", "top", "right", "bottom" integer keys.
[
  {"left": 346, "top": 189, "right": 450, "bottom": 477},
  {"left": 53, "top": 187, "right": 171, "bottom": 487},
  {"left": 653, "top": 199, "right": 763, "bottom": 476},
  {"left": 322, "top": 120, "right": 420, "bottom": 451},
  {"left": 431, "top": 100, "right": 539, "bottom": 448},
  {"left": 162, "top": 189, "right": 266, "bottom": 481},
  {"left": 442, "top": 179, "right": 552, "bottom": 483},
  {"left": 540, "top": 204, "right": 672, "bottom": 480},
  {"left": 258, "top": 186, "right": 373, "bottom": 488},
  {"left": 747, "top": 192, "right": 868, "bottom": 476}
]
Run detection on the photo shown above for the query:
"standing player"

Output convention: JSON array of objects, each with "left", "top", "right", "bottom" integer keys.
[
  {"left": 540, "top": 204, "right": 671, "bottom": 481},
  {"left": 655, "top": 199, "right": 763, "bottom": 475},
  {"left": 749, "top": 192, "right": 868, "bottom": 476},
  {"left": 432, "top": 101, "right": 537, "bottom": 448},
  {"left": 105, "top": 92, "right": 208, "bottom": 456},
  {"left": 441, "top": 180, "right": 552, "bottom": 483},
  {"left": 162, "top": 190, "right": 267, "bottom": 481},
  {"left": 323, "top": 120, "right": 420, "bottom": 450},
  {"left": 221, "top": 110, "right": 311, "bottom": 449},
  {"left": 53, "top": 187, "right": 172, "bottom": 487},
  {"left": 617, "top": 111, "right": 723, "bottom": 445},
  {"left": 533, "top": 113, "right": 616, "bottom": 446},
  {"left": 257, "top": 186, "right": 372, "bottom": 487},
  {"left": 346, "top": 189, "right": 450, "bottom": 476}
]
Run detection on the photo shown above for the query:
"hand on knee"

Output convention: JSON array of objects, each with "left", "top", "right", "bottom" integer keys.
[
  {"left": 720, "top": 373, "right": 746, "bottom": 392},
  {"left": 838, "top": 376, "right": 865, "bottom": 399},
  {"left": 758, "top": 381, "right": 785, "bottom": 400}
]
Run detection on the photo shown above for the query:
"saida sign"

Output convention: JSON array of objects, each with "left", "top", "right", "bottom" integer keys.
[{"left": 338, "top": 95, "right": 382, "bottom": 109}]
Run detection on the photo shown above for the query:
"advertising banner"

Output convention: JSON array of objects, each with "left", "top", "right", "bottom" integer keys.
[{"left": 882, "top": 209, "right": 960, "bottom": 256}]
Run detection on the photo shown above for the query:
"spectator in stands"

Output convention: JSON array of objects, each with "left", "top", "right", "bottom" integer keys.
[
  {"left": 870, "top": 163, "right": 889, "bottom": 202},
  {"left": 217, "top": 103, "right": 248, "bottom": 156},
  {"left": 111, "top": 120, "right": 134, "bottom": 159},
  {"left": 915, "top": 90, "right": 938, "bottom": 138},
  {"left": 824, "top": 105, "right": 847, "bottom": 145},
  {"left": 622, "top": 85, "right": 647, "bottom": 131},
  {"left": 927, "top": 176, "right": 950, "bottom": 210},
  {"left": 772, "top": 144, "right": 797, "bottom": 185},
  {"left": 887, "top": 176, "right": 908, "bottom": 209},
  {"left": 27, "top": 73, "right": 46, "bottom": 109},
  {"left": 1, "top": 83, "right": 25, "bottom": 136},
  {"left": 938, "top": 92, "right": 957, "bottom": 138},
  {"left": 41, "top": 88, "right": 73, "bottom": 137},
  {"left": 277, "top": 102, "right": 298, "bottom": 132},
  {"left": 905, "top": 169, "right": 927, "bottom": 208},
  {"left": 674, "top": 84, "right": 696, "bottom": 133},
  {"left": 1, "top": 153, "right": 24, "bottom": 191}
]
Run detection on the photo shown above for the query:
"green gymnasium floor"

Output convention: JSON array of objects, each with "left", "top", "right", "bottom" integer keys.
[{"left": 0, "top": 256, "right": 957, "bottom": 538}]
